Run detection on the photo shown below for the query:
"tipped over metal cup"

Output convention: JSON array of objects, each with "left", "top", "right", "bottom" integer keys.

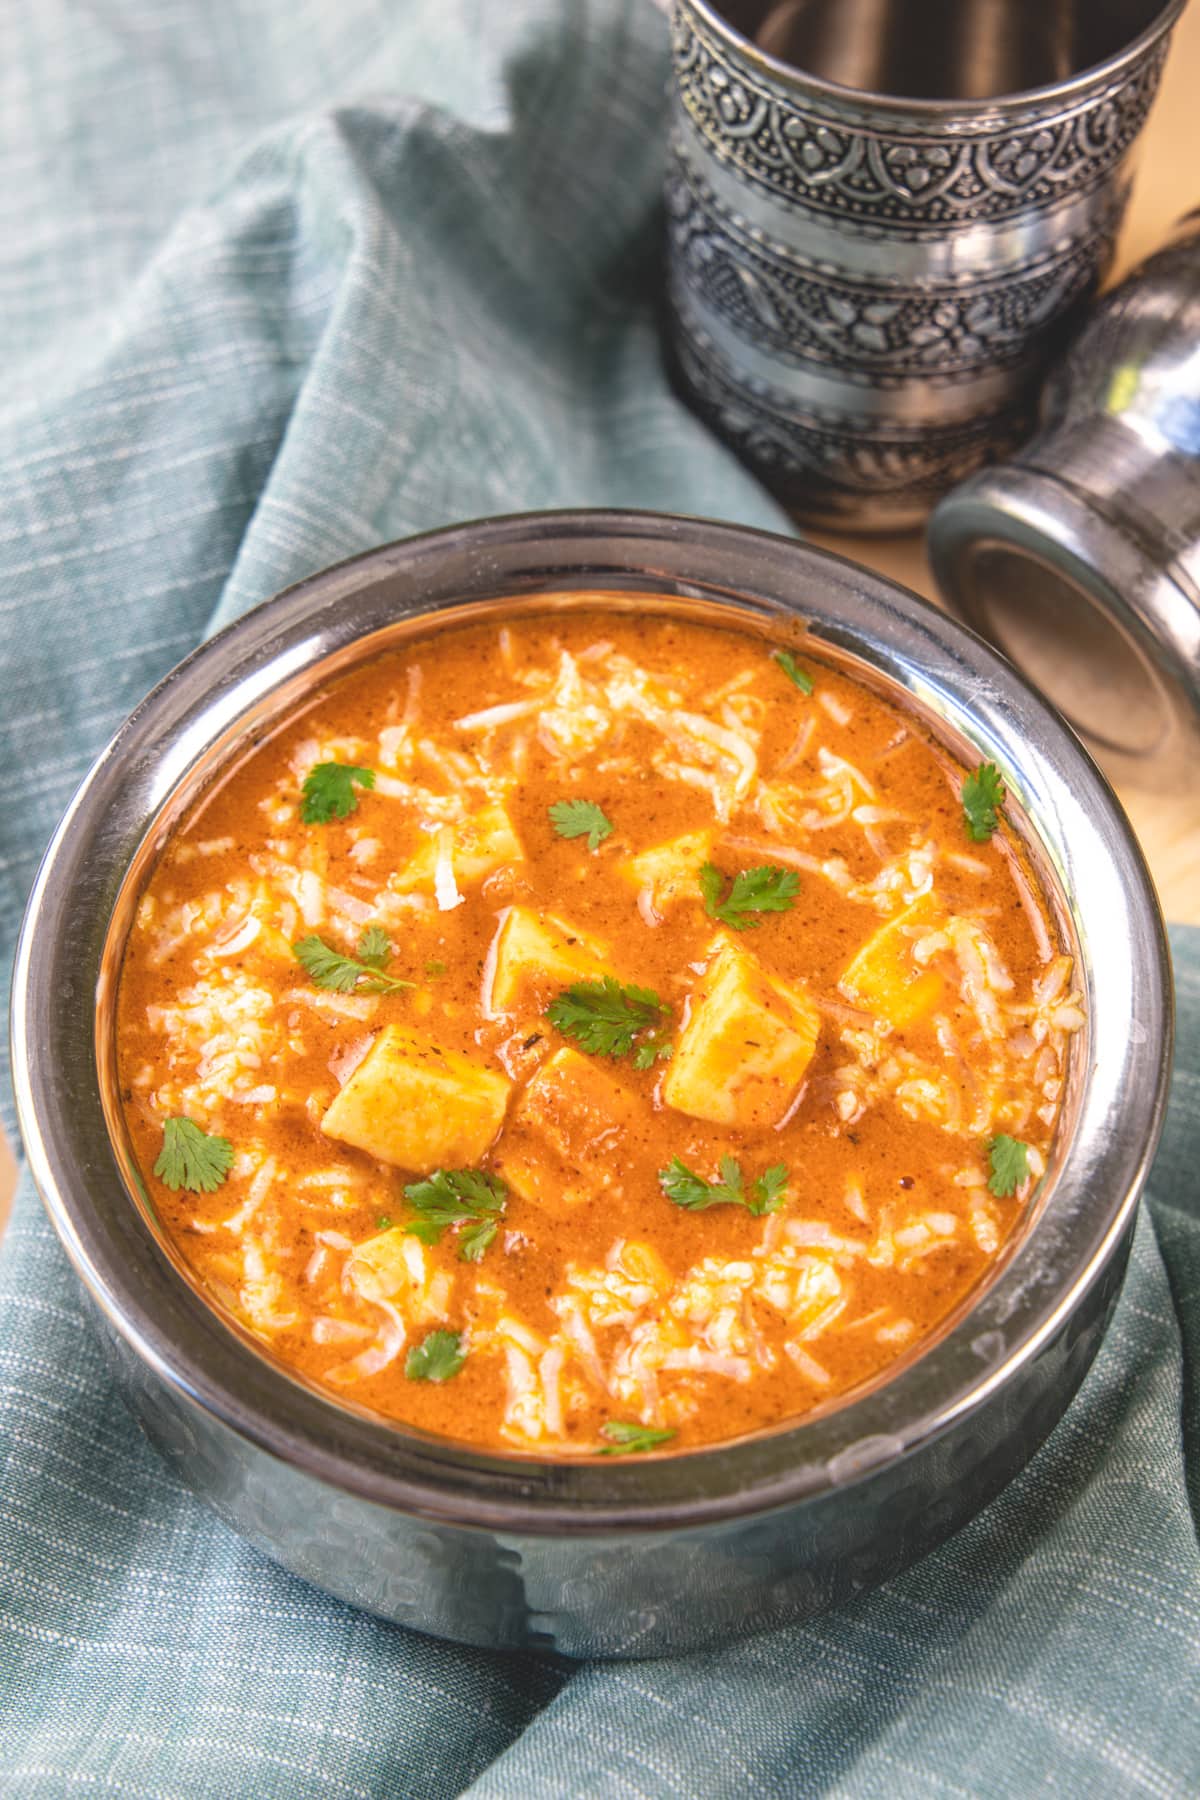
[
  {"left": 665, "top": 0, "right": 1184, "bottom": 530},
  {"left": 930, "top": 211, "right": 1200, "bottom": 792}
]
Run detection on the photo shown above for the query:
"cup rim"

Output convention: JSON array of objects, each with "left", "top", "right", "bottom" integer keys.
[
  {"left": 10, "top": 508, "right": 1174, "bottom": 1535},
  {"left": 682, "top": 0, "right": 1186, "bottom": 122}
]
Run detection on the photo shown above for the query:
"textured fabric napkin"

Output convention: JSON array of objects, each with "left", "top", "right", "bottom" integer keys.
[{"left": 1, "top": 2, "right": 1197, "bottom": 1794}]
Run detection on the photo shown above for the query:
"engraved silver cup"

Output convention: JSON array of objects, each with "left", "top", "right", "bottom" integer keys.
[{"left": 665, "top": 0, "right": 1185, "bottom": 531}]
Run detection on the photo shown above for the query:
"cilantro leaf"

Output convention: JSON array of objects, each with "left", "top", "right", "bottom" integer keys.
[
  {"left": 549, "top": 798, "right": 614, "bottom": 852},
  {"left": 987, "top": 1134, "right": 1030, "bottom": 1197},
  {"left": 659, "top": 1155, "right": 789, "bottom": 1216},
  {"left": 699, "top": 860, "right": 799, "bottom": 930},
  {"left": 300, "top": 761, "right": 375, "bottom": 824},
  {"left": 424, "top": 959, "right": 447, "bottom": 977},
  {"left": 598, "top": 1421, "right": 676, "bottom": 1455},
  {"left": 546, "top": 976, "right": 672, "bottom": 1065},
  {"left": 753, "top": 1163, "right": 790, "bottom": 1214},
  {"left": 962, "top": 761, "right": 1006, "bottom": 843},
  {"left": 660, "top": 1153, "right": 746, "bottom": 1211},
  {"left": 153, "top": 1117, "right": 234, "bottom": 1194},
  {"left": 458, "top": 1219, "right": 499, "bottom": 1263},
  {"left": 405, "top": 1329, "right": 467, "bottom": 1383},
  {"left": 357, "top": 924, "right": 391, "bottom": 969},
  {"left": 773, "top": 649, "right": 815, "bottom": 695},
  {"left": 292, "top": 933, "right": 412, "bottom": 995},
  {"left": 403, "top": 1167, "right": 507, "bottom": 1260}
]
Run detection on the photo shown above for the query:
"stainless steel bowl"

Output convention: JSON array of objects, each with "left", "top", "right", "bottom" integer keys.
[{"left": 10, "top": 512, "right": 1172, "bottom": 1658}]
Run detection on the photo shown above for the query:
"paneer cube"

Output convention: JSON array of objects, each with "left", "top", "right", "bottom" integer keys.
[
  {"left": 839, "top": 898, "right": 944, "bottom": 1028},
  {"left": 347, "top": 1227, "right": 451, "bottom": 1323},
  {"left": 391, "top": 802, "right": 523, "bottom": 896},
  {"left": 621, "top": 829, "right": 715, "bottom": 921},
  {"left": 663, "top": 940, "right": 820, "bottom": 1128},
  {"left": 495, "top": 1047, "right": 644, "bottom": 1209},
  {"left": 487, "top": 906, "right": 612, "bottom": 1013},
  {"left": 321, "top": 1023, "right": 511, "bottom": 1171}
]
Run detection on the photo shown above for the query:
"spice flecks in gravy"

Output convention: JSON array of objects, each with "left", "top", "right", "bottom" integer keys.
[{"left": 116, "top": 607, "right": 1084, "bottom": 1453}]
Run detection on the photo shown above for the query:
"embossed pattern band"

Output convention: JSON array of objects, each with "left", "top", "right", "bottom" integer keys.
[{"left": 666, "top": 0, "right": 1181, "bottom": 528}]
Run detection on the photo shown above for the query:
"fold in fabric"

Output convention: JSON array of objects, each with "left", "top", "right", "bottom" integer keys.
[{"left": 0, "top": 3, "right": 1196, "bottom": 1795}]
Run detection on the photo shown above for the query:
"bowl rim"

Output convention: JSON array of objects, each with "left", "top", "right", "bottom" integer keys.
[
  {"left": 681, "top": 0, "right": 1186, "bottom": 123},
  {"left": 9, "top": 508, "right": 1174, "bottom": 1534}
]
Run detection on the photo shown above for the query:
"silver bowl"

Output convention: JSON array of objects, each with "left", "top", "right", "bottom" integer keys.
[{"left": 9, "top": 512, "right": 1172, "bottom": 1657}]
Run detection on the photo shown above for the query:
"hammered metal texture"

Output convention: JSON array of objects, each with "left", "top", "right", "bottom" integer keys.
[{"left": 666, "top": 1, "right": 1178, "bottom": 529}]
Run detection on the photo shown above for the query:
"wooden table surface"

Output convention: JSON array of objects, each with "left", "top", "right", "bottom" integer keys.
[
  {"left": 1, "top": 13, "right": 1197, "bottom": 1231},
  {"left": 809, "top": 1, "right": 1200, "bottom": 925}
]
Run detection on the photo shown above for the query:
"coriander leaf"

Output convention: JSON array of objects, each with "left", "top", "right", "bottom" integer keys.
[
  {"left": 404, "top": 1167, "right": 507, "bottom": 1259},
  {"left": 599, "top": 1421, "right": 676, "bottom": 1455},
  {"left": 300, "top": 761, "right": 375, "bottom": 824},
  {"left": 659, "top": 1154, "right": 746, "bottom": 1211},
  {"left": 699, "top": 860, "right": 799, "bottom": 930},
  {"left": 153, "top": 1117, "right": 234, "bottom": 1194},
  {"left": 773, "top": 649, "right": 815, "bottom": 695},
  {"left": 751, "top": 1163, "right": 790, "bottom": 1215},
  {"left": 405, "top": 1329, "right": 467, "bottom": 1383},
  {"left": 632, "top": 1038, "right": 673, "bottom": 1072},
  {"left": 458, "top": 1219, "right": 499, "bottom": 1264},
  {"left": 425, "top": 959, "right": 447, "bottom": 977},
  {"left": 405, "top": 1218, "right": 444, "bottom": 1246},
  {"left": 660, "top": 1154, "right": 791, "bottom": 1216},
  {"left": 987, "top": 1134, "right": 1030, "bottom": 1198},
  {"left": 292, "top": 933, "right": 412, "bottom": 995},
  {"left": 549, "top": 798, "right": 614, "bottom": 852},
  {"left": 962, "top": 761, "right": 1006, "bottom": 843},
  {"left": 376, "top": 1214, "right": 393, "bottom": 1230},
  {"left": 357, "top": 924, "right": 391, "bottom": 969},
  {"left": 546, "top": 976, "right": 672, "bottom": 1065}
]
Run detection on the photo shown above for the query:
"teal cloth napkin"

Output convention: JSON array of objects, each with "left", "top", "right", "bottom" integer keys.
[{"left": 1, "top": 2, "right": 1197, "bottom": 1793}]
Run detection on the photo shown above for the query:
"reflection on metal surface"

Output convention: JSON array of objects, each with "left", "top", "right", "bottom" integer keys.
[
  {"left": 930, "top": 211, "right": 1200, "bottom": 790},
  {"left": 726, "top": 0, "right": 1167, "bottom": 102}
]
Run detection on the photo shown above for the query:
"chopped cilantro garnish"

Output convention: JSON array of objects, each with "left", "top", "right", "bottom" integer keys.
[
  {"left": 962, "top": 761, "right": 1006, "bottom": 843},
  {"left": 424, "top": 959, "right": 447, "bottom": 977},
  {"left": 356, "top": 924, "right": 391, "bottom": 969},
  {"left": 292, "top": 933, "right": 412, "bottom": 995},
  {"left": 376, "top": 1214, "right": 393, "bottom": 1230},
  {"left": 773, "top": 649, "right": 814, "bottom": 695},
  {"left": 300, "top": 761, "right": 375, "bottom": 824},
  {"left": 153, "top": 1117, "right": 234, "bottom": 1195},
  {"left": 546, "top": 976, "right": 672, "bottom": 1067},
  {"left": 659, "top": 1155, "right": 789, "bottom": 1216},
  {"left": 987, "top": 1134, "right": 1030, "bottom": 1198},
  {"left": 549, "top": 798, "right": 614, "bottom": 852},
  {"left": 457, "top": 1219, "right": 499, "bottom": 1263},
  {"left": 403, "top": 1167, "right": 507, "bottom": 1261},
  {"left": 699, "top": 860, "right": 798, "bottom": 931},
  {"left": 405, "top": 1329, "right": 467, "bottom": 1383},
  {"left": 598, "top": 1421, "right": 676, "bottom": 1455}
]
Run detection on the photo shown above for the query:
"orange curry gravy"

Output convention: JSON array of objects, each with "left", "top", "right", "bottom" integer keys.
[{"left": 116, "top": 605, "right": 1084, "bottom": 1454}]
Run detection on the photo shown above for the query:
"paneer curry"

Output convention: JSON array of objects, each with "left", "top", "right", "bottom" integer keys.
[{"left": 115, "top": 605, "right": 1084, "bottom": 1454}]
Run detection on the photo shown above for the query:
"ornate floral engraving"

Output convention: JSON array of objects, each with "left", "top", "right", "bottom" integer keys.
[
  {"left": 665, "top": 151, "right": 1115, "bottom": 378},
  {"left": 668, "top": 315, "right": 1032, "bottom": 519},
  {"left": 672, "top": 2, "right": 1171, "bottom": 231}
]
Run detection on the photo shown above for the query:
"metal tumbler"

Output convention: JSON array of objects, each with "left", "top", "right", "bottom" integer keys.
[
  {"left": 665, "top": 0, "right": 1185, "bottom": 530},
  {"left": 930, "top": 210, "right": 1200, "bottom": 792}
]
